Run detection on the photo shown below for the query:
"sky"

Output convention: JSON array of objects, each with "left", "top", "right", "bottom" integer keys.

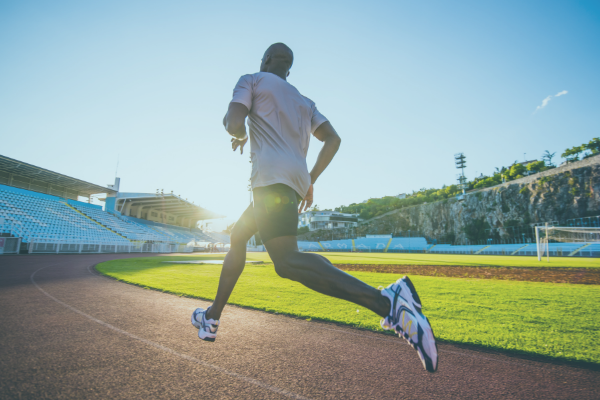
[{"left": 1, "top": 0, "right": 599, "bottom": 230}]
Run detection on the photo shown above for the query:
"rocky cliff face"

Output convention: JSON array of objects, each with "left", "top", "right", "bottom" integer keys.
[{"left": 355, "top": 156, "right": 600, "bottom": 244}]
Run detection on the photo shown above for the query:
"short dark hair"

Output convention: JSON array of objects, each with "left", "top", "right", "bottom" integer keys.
[{"left": 265, "top": 43, "right": 294, "bottom": 69}]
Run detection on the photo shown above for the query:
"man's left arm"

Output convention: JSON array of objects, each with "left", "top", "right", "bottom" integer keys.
[{"left": 299, "top": 121, "right": 342, "bottom": 212}]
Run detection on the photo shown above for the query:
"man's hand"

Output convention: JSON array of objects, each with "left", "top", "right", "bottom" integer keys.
[
  {"left": 231, "top": 137, "right": 248, "bottom": 154},
  {"left": 299, "top": 184, "right": 313, "bottom": 213}
]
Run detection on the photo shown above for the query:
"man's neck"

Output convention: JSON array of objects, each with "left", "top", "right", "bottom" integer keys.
[{"left": 265, "top": 68, "right": 287, "bottom": 81}]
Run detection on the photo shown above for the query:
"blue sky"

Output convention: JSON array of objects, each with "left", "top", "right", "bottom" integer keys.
[{"left": 1, "top": 0, "right": 599, "bottom": 229}]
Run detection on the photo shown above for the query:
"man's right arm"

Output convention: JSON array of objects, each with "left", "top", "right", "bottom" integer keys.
[
  {"left": 223, "top": 102, "right": 249, "bottom": 139},
  {"left": 224, "top": 102, "right": 250, "bottom": 154}
]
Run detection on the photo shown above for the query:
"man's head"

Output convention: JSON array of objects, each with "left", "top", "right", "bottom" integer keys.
[{"left": 260, "top": 43, "right": 294, "bottom": 79}]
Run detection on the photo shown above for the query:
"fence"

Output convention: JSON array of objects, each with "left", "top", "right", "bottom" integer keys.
[
  {"left": 0, "top": 237, "right": 21, "bottom": 254},
  {"left": 26, "top": 240, "right": 193, "bottom": 255},
  {"left": 565, "top": 216, "right": 600, "bottom": 228},
  {"left": 475, "top": 216, "right": 600, "bottom": 246}
]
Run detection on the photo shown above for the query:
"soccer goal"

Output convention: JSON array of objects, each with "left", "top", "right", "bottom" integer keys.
[{"left": 535, "top": 224, "right": 600, "bottom": 261}]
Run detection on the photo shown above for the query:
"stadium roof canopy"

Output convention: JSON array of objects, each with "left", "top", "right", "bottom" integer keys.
[
  {"left": 115, "top": 192, "right": 224, "bottom": 222},
  {"left": 0, "top": 154, "right": 116, "bottom": 201}
]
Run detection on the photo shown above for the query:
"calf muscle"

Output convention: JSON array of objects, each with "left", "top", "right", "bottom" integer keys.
[
  {"left": 265, "top": 236, "right": 390, "bottom": 318},
  {"left": 206, "top": 224, "right": 255, "bottom": 320}
]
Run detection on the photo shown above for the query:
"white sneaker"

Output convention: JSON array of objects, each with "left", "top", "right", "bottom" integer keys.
[
  {"left": 380, "top": 276, "right": 438, "bottom": 372},
  {"left": 191, "top": 307, "right": 219, "bottom": 342}
]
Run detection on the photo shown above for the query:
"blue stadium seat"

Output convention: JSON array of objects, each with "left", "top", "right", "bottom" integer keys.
[
  {"left": 124, "top": 215, "right": 220, "bottom": 244},
  {"left": 297, "top": 241, "right": 322, "bottom": 251},
  {"left": 321, "top": 239, "right": 353, "bottom": 251},
  {"left": 69, "top": 201, "right": 170, "bottom": 242},
  {"left": 354, "top": 238, "right": 389, "bottom": 251},
  {"left": 0, "top": 184, "right": 128, "bottom": 244}
]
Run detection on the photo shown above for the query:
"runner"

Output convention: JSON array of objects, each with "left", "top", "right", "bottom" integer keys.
[{"left": 192, "top": 43, "right": 438, "bottom": 372}]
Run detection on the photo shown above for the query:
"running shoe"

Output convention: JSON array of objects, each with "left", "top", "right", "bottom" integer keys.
[
  {"left": 191, "top": 307, "right": 220, "bottom": 342},
  {"left": 380, "top": 276, "right": 438, "bottom": 372}
]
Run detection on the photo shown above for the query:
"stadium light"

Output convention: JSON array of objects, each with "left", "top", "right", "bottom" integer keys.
[{"left": 454, "top": 152, "right": 467, "bottom": 195}]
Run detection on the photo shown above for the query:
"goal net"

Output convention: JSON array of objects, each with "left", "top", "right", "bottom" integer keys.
[{"left": 535, "top": 225, "right": 600, "bottom": 260}]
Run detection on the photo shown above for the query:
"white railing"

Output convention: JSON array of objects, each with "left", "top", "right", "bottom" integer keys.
[
  {"left": 0, "top": 237, "right": 21, "bottom": 254},
  {"left": 27, "top": 240, "right": 193, "bottom": 254}
]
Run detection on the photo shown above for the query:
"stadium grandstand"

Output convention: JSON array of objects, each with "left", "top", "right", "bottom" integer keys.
[
  {"left": 0, "top": 155, "right": 227, "bottom": 255},
  {"left": 2, "top": 152, "right": 594, "bottom": 258}
]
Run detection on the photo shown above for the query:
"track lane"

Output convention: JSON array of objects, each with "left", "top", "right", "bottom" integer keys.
[
  {"left": 31, "top": 265, "right": 309, "bottom": 400},
  {"left": 1, "top": 254, "right": 599, "bottom": 399}
]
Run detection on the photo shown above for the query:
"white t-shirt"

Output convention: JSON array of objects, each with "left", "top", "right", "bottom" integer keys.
[{"left": 230, "top": 72, "right": 328, "bottom": 198}]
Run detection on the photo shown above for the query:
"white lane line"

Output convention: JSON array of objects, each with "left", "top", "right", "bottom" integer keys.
[{"left": 31, "top": 265, "right": 310, "bottom": 400}]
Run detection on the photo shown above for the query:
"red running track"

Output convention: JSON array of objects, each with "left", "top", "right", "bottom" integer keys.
[{"left": 0, "top": 254, "right": 598, "bottom": 399}]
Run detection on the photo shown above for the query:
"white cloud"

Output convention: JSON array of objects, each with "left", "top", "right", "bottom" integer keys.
[{"left": 535, "top": 90, "right": 568, "bottom": 112}]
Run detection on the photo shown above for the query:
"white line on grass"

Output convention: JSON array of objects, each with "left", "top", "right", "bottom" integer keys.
[{"left": 31, "top": 265, "right": 310, "bottom": 400}]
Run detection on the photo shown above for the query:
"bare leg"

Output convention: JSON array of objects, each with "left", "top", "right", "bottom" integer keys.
[
  {"left": 205, "top": 223, "right": 256, "bottom": 321},
  {"left": 265, "top": 236, "right": 390, "bottom": 318}
]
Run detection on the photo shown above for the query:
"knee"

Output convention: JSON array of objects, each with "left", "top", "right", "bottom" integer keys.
[{"left": 230, "top": 226, "right": 250, "bottom": 249}]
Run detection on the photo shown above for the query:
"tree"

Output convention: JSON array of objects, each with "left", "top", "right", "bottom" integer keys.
[
  {"left": 297, "top": 226, "right": 309, "bottom": 235},
  {"left": 562, "top": 145, "right": 584, "bottom": 163},
  {"left": 508, "top": 163, "right": 526, "bottom": 180},
  {"left": 526, "top": 160, "right": 547, "bottom": 175},
  {"left": 542, "top": 150, "right": 556, "bottom": 166},
  {"left": 474, "top": 177, "right": 494, "bottom": 189},
  {"left": 584, "top": 137, "right": 600, "bottom": 158}
]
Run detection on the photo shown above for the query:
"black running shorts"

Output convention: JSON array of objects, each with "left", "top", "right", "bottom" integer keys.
[{"left": 237, "top": 183, "right": 303, "bottom": 244}]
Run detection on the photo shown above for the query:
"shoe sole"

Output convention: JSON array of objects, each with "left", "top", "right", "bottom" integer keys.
[{"left": 198, "top": 331, "right": 216, "bottom": 342}]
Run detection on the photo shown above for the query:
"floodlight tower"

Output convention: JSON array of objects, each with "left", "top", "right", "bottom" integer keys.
[{"left": 454, "top": 153, "right": 467, "bottom": 195}]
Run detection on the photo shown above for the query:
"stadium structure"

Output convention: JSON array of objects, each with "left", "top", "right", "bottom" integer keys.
[
  {"left": 0, "top": 153, "right": 596, "bottom": 258},
  {"left": 0, "top": 155, "right": 228, "bottom": 255},
  {"left": 297, "top": 234, "right": 599, "bottom": 257}
]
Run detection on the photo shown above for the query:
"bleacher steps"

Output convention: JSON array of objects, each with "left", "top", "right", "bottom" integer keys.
[
  {"left": 351, "top": 239, "right": 356, "bottom": 252},
  {"left": 318, "top": 242, "right": 325, "bottom": 251},
  {"left": 426, "top": 244, "right": 437, "bottom": 253},
  {"left": 510, "top": 244, "right": 529, "bottom": 255},
  {"left": 474, "top": 246, "right": 490, "bottom": 254},
  {"left": 64, "top": 203, "right": 130, "bottom": 241},
  {"left": 569, "top": 243, "right": 591, "bottom": 257}
]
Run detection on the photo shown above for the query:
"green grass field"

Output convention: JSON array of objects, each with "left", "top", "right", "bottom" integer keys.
[
  {"left": 97, "top": 253, "right": 600, "bottom": 364},
  {"left": 169, "top": 251, "right": 600, "bottom": 268}
]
